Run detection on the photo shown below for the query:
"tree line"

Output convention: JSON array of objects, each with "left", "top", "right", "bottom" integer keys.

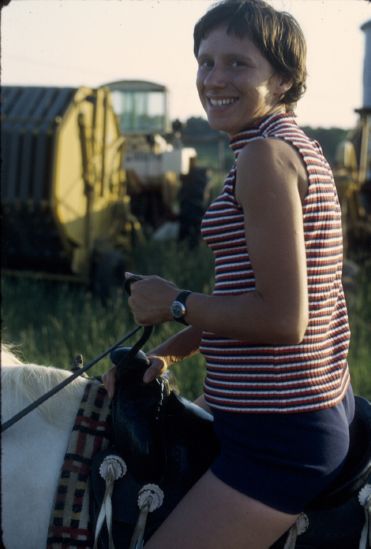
[{"left": 179, "top": 116, "right": 349, "bottom": 168}]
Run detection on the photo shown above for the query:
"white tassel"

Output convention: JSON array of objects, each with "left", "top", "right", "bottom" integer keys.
[
  {"left": 129, "top": 484, "right": 164, "bottom": 549},
  {"left": 358, "top": 484, "right": 371, "bottom": 549},
  {"left": 283, "top": 513, "right": 309, "bottom": 549},
  {"left": 93, "top": 455, "right": 127, "bottom": 549}
]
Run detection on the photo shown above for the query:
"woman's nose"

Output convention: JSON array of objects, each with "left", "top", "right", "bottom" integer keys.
[{"left": 204, "top": 66, "right": 227, "bottom": 88}]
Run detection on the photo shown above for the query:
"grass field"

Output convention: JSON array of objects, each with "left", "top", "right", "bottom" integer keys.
[{"left": 2, "top": 240, "right": 371, "bottom": 400}]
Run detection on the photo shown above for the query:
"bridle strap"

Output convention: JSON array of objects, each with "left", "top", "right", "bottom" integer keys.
[{"left": 1, "top": 325, "right": 149, "bottom": 433}]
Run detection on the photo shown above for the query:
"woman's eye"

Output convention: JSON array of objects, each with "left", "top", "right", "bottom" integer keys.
[
  {"left": 198, "top": 58, "right": 213, "bottom": 69},
  {"left": 231, "top": 60, "right": 245, "bottom": 68}
]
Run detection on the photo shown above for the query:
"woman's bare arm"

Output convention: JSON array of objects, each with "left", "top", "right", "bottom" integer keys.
[
  {"left": 182, "top": 138, "right": 309, "bottom": 343},
  {"left": 144, "top": 326, "right": 202, "bottom": 382},
  {"left": 149, "top": 325, "right": 202, "bottom": 363}
]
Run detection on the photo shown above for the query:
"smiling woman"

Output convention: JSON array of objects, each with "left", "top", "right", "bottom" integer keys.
[{"left": 101, "top": 1, "right": 355, "bottom": 548}]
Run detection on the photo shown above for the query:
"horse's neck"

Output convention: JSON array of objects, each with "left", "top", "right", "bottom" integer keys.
[
  {"left": 2, "top": 363, "right": 88, "bottom": 428},
  {"left": 2, "top": 365, "right": 87, "bottom": 549}
]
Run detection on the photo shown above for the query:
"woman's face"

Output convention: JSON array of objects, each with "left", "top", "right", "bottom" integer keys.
[{"left": 196, "top": 26, "right": 286, "bottom": 135}]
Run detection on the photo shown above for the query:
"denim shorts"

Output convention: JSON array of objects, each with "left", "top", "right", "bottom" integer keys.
[{"left": 210, "top": 385, "right": 355, "bottom": 514}]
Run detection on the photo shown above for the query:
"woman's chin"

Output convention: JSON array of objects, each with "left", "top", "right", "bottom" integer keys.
[{"left": 206, "top": 116, "right": 235, "bottom": 135}]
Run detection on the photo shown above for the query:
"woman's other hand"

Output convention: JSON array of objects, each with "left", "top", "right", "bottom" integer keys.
[
  {"left": 142, "top": 355, "right": 169, "bottom": 383},
  {"left": 102, "top": 355, "right": 170, "bottom": 398}
]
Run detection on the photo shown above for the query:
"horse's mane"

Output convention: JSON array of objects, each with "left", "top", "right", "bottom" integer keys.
[
  {"left": 1, "top": 343, "right": 23, "bottom": 365},
  {"left": 1, "top": 344, "right": 89, "bottom": 429}
]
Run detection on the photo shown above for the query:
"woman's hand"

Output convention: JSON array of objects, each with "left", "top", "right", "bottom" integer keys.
[
  {"left": 126, "top": 273, "right": 180, "bottom": 326},
  {"left": 102, "top": 355, "right": 170, "bottom": 398},
  {"left": 142, "top": 354, "right": 169, "bottom": 383}
]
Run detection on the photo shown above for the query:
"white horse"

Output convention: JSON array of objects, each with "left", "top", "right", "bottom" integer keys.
[{"left": 1, "top": 345, "right": 89, "bottom": 549}]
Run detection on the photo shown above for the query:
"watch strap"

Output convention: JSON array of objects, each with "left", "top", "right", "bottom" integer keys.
[{"left": 172, "top": 290, "right": 192, "bottom": 324}]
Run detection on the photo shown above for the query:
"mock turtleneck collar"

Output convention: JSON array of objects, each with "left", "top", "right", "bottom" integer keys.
[{"left": 229, "top": 111, "right": 297, "bottom": 157}]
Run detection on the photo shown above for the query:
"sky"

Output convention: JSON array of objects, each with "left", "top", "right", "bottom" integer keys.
[{"left": 2, "top": 0, "right": 371, "bottom": 129}]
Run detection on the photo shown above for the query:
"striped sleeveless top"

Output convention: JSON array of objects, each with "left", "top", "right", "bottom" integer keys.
[{"left": 200, "top": 112, "right": 351, "bottom": 414}]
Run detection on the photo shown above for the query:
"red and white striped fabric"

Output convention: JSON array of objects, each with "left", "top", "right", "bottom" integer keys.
[{"left": 200, "top": 112, "right": 350, "bottom": 413}]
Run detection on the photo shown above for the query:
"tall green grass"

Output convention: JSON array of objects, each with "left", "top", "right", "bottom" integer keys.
[
  {"left": 2, "top": 241, "right": 370, "bottom": 400},
  {"left": 347, "top": 255, "right": 371, "bottom": 399},
  {"left": 1, "top": 241, "right": 213, "bottom": 399}
]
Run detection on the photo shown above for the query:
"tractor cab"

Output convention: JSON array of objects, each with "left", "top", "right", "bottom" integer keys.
[{"left": 103, "top": 80, "right": 196, "bottom": 230}]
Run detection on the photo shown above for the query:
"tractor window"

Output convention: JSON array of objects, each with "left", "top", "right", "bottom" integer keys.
[{"left": 111, "top": 90, "right": 166, "bottom": 135}]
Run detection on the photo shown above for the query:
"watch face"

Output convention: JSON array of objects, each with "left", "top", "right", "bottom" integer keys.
[{"left": 171, "top": 300, "right": 186, "bottom": 319}]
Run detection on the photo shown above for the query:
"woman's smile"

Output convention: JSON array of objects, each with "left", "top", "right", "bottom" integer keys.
[{"left": 207, "top": 96, "right": 239, "bottom": 108}]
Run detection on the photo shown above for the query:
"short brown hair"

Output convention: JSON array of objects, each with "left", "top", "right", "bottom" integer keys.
[{"left": 193, "top": 0, "right": 307, "bottom": 109}]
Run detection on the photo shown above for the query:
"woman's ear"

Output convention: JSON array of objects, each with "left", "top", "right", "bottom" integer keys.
[{"left": 271, "top": 75, "right": 292, "bottom": 102}]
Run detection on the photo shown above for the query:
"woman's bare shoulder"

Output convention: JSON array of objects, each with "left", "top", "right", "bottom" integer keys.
[
  {"left": 236, "top": 137, "right": 307, "bottom": 202},
  {"left": 237, "top": 137, "right": 301, "bottom": 171}
]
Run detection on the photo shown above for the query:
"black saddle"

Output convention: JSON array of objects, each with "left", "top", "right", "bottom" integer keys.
[
  {"left": 90, "top": 347, "right": 371, "bottom": 549},
  {"left": 90, "top": 347, "right": 219, "bottom": 547}
]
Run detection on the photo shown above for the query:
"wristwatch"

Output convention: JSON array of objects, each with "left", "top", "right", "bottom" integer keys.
[{"left": 170, "top": 290, "right": 192, "bottom": 325}]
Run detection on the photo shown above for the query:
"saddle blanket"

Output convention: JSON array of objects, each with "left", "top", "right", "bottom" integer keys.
[{"left": 47, "top": 380, "right": 111, "bottom": 548}]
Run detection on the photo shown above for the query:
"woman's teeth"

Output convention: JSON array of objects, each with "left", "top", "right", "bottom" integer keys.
[{"left": 209, "top": 98, "right": 237, "bottom": 107}]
